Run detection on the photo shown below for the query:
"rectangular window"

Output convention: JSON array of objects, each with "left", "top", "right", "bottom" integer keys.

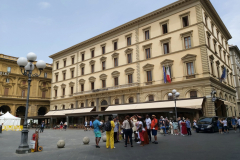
[
  {"left": 71, "top": 104, "right": 74, "bottom": 109},
  {"left": 64, "top": 60, "right": 66, "bottom": 67},
  {"left": 207, "top": 36, "right": 210, "bottom": 47},
  {"left": 91, "top": 50, "right": 94, "bottom": 58},
  {"left": 91, "top": 82, "right": 94, "bottom": 90},
  {"left": 44, "top": 73, "right": 47, "bottom": 78},
  {"left": 127, "top": 37, "right": 131, "bottom": 46},
  {"left": 127, "top": 54, "right": 132, "bottom": 63},
  {"left": 6, "top": 78, "right": 10, "bottom": 83},
  {"left": 114, "top": 58, "right": 118, "bottom": 67},
  {"left": 81, "top": 67, "right": 84, "bottom": 75},
  {"left": 184, "top": 37, "right": 191, "bottom": 49},
  {"left": 115, "top": 99, "right": 119, "bottom": 105},
  {"left": 55, "top": 90, "right": 57, "bottom": 97},
  {"left": 91, "top": 102, "right": 94, "bottom": 107},
  {"left": 190, "top": 91, "right": 197, "bottom": 98},
  {"left": 7, "top": 67, "right": 11, "bottom": 73},
  {"left": 22, "top": 90, "right": 25, "bottom": 97},
  {"left": 182, "top": 16, "right": 189, "bottom": 27},
  {"left": 63, "top": 105, "right": 65, "bottom": 110},
  {"left": 22, "top": 80, "right": 26, "bottom": 85},
  {"left": 217, "top": 66, "right": 220, "bottom": 78},
  {"left": 102, "top": 46, "right": 105, "bottom": 54},
  {"left": 4, "top": 88, "right": 9, "bottom": 96},
  {"left": 81, "top": 84, "right": 84, "bottom": 91},
  {"left": 186, "top": 62, "right": 194, "bottom": 75},
  {"left": 43, "top": 82, "right": 46, "bottom": 87},
  {"left": 162, "top": 24, "right": 168, "bottom": 34},
  {"left": 63, "top": 73, "right": 66, "bottom": 80},
  {"left": 71, "top": 87, "right": 73, "bottom": 95},
  {"left": 213, "top": 41, "right": 216, "bottom": 53},
  {"left": 56, "top": 75, "right": 58, "bottom": 82},
  {"left": 164, "top": 66, "right": 172, "bottom": 80},
  {"left": 163, "top": 43, "right": 169, "bottom": 54},
  {"left": 217, "top": 31, "right": 219, "bottom": 40},
  {"left": 224, "top": 52, "right": 226, "bottom": 63},
  {"left": 63, "top": 88, "right": 65, "bottom": 96},
  {"left": 82, "top": 54, "right": 85, "bottom": 61},
  {"left": 81, "top": 103, "right": 84, "bottom": 107},
  {"left": 114, "top": 77, "right": 118, "bottom": 86},
  {"left": 145, "top": 30, "right": 150, "bottom": 40},
  {"left": 145, "top": 48, "right": 151, "bottom": 59},
  {"left": 71, "top": 70, "right": 74, "bottom": 78},
  {"left": 56, "top": 63, "right": 59, "bottom": 69},
  {"left": 114, "top": 42, "right": 118, "bottom": 50},
  {"left": 102, "top": 61, "right": 106, "bottom": 70},
  {"left": 205, "top": 16, "right": 208, "bottom": 28},
  {"left": 42, "top": 91, "right": 46, "bottom": 98},
  {"left": 128, "top": 74, "right": 133, "bottom": 83},
  {"left": 210, "top": 62, "right": 214, "bottom": 75},
  {"left": 219, "top": 47, "right": 222, "bottom": 59},
  {"left": 72, "top": 57, "right": 74, "bottom": 64},
  {"left": 91, "top": 64, "right": 94, "bottom": 73},
  {"left": 102, "top": 80, "right": 106, "bottom": 88},
  {"left": 147, "top": 71, "right": 152, "bottom": 82}
]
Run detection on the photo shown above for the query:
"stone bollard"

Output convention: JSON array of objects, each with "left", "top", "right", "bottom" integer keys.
[
  {"left": 57, "top": 140, "right": 65, "bottom": 148},
  {"left": 83, "top": 137, "right": 90, "bottom": 145},
  {"left": 102, "top": 135, "right": 106, "bottom": 142}
]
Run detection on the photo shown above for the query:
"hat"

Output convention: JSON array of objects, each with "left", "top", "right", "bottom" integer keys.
[{"left": 152, "top": 115, "right": 156, "bottom": 117}]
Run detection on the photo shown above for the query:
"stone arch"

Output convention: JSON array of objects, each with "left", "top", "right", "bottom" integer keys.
[
  {"left": 16, "top": 106, "right": 25, "bottom": 117},
  {"left": 100, "top": 100, "right": 108, "bottom": 106},
  {"left": 184, "top": 89, "right": 203, "bottom": 98},
  {"left": 126, "top": 96, "right": 135, "bottom": 103},
  {"left": 89, "top": 100, "right": 95, "bottom": 107},
  {"left": 144, "top": 94, "right": 155, "bottom": 102},
  {"left": 69, "top": 103, "right": 74, "bottom": 109},
  {"left": 0, "top": 105, "right": 11, "bottom": 114},
  {"left": 38, "top": 107, "right": 47, "bottom": 116},
  {"left": 112, "top": 97, "right": 121, "bottom": 105}
]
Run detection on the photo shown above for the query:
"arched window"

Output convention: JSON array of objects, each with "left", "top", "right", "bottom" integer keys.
[
  {"left": 54, "top": 106, "right": 57, "bottom": 110},
  {"left": 81, "top": 103, "right": 84, "bottom": 108},
  {"left": 62, "top": 105, "right": 65, "bottom": 110},
  {"left": 149, "top": 95, "right": 154, "bottom": 101},
  {"left": 115, "top": 99, "right": 119, "bottom": 104},
  {"left": 168, "top": 94, "right": 173, "bottom": 100},
  {"left": 91, "top": 102, "right": 94, "bottom": 106},
  {"left": 101, "top": 100, "right": 108, "bottom": 106},
  {"left": 71, "top": 104, "right": 74, "bottom": 109},
  {"left": 129, "top": 97, "right": 134, "bottom": 103}
]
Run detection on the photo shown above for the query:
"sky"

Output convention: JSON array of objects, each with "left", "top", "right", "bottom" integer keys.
[{"left": 0, "top": 0, "right": 240, "bottom": 64}]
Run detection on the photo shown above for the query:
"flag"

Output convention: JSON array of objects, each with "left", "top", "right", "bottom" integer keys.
[
  {"left": 163, "top": 66, "right": 167, "bottom": 83},
  {"left": 220, "top": 67, "right": 226, "bottom": 82},
  {"left": 166, "top": 66, "right": 171, "bottom": 83}
]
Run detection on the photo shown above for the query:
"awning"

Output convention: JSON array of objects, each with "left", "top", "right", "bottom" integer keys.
[
  {"left": 105, "top": 98, "right": 204, "bottom": 112},
  {"left": 44, "top": 107, "right": 95, "bottom": 116}
]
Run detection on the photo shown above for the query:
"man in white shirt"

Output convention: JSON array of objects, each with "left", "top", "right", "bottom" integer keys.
[
  {"left": 145, "top": 114, "right": 152, "bottom": 141},
  {"left": 222, "top": 119, "right": 229, "bottom": 134}
]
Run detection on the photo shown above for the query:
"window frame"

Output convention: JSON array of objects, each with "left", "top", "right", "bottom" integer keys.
[
  {"left": 81, "top": 84, "right": 84, "bottom": 92},
  {"left": 102, "top": 61, "right": 106, "bottom": 70},
  {"left": 71, "top": 57, "right": 74, "bottom": 64},
  {"left": 142, "top": 27, "right": 151, "bottom": 40},
  {"left": 102, "top": 80, "right": 106, "bottom": 88},
  {"left": 128, "top": 74, "right": 133, "bottom": 84},
  {"left": 81, "top": 53, "right": 85, "bottom": 61},
  {"left": 91, "top": 82, "right": 94, "bottom": 90},
  {"left": 114, "top": 77, "right": 118, "bottom": 86},
  {"left": 114, "top": 57, "right": 118, "bottom": 67},
  {"left": 91, "top": 64, "right": 94, "bottom": 73},
  {"left": 179, "top": 12, "right": 190, "bottom": 28},
  {"left": 7, "top": 67, "right": 11, "bottom": 73}
]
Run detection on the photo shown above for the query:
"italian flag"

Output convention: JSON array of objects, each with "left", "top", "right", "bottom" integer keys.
[{"left": 166, "top": 66, "right": 171, "bottom": 83}]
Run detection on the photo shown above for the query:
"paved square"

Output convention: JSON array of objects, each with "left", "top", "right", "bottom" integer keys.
[{"left": 0, "top": 129, "right": 239, "bottom": 160}]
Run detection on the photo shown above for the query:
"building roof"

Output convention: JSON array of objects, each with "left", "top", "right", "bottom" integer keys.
[{"left": 49, "top": 0, "right": 232, "bottom": 59}]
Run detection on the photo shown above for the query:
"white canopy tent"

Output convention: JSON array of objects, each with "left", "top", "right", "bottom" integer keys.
[{"left": 0, "top": 111, "right": 21, "bottom": 126}]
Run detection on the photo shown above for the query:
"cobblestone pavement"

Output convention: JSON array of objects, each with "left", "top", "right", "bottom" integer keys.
[{"left": 0, "top": 129, "right": 239, "bottom": 160}]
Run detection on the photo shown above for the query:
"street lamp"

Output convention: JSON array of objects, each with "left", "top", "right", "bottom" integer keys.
[
  {"left": 16, "top": 52, "right": 46, "bottom": 154},
  {"left": 168, "top": 89, "right": 180, "bottom": 121}
]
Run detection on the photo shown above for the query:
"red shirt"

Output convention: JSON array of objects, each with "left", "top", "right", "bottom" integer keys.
[{"left": 151, "top": 118, "right": 158, "bottom": 130}]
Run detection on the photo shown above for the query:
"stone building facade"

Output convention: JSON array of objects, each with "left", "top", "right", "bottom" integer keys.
[
  {"left": 0, "top": 54, "right": 52, "bottom": 122},
  {"left": 49, "top": 0, "right": 237, "bottom": 123}
]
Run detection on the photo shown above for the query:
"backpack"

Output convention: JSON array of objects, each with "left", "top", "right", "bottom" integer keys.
[
  {"left": 105, "top": 121, "right": 112, "bottom": 131},
  {"left": 165, "top": 120, "right": 169, "bottom": 126}
]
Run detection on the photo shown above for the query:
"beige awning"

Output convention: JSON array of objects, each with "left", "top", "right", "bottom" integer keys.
[
  {"left": 44, "top": 108, "right": 94, "bottom": 116},
  {"left": 69, "top": 107, "right": 94, "bottom": 114},
  {"left": 105, "top": 98, "right": 204, "bottom": 112}
]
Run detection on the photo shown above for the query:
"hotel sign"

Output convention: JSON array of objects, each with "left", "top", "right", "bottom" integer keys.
[{"left": 0, "top": 72, "right": 10, "bottom": 76}]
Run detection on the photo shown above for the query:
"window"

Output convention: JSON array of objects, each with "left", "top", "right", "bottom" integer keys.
[
  {"left": 102, "top": 80, "right": 106, "bottom": 88},
  {"left": 91, "top": 82, "right": 94, "bottom": 90},
  {"left": 219, "top": 46, "right": 222, "bottom": 59},
  {"left": 145, "top": 48, "right": 151, "bottom": 59},
  {"left": 42, "top": 91, "right": 46, "bottom": 98},
  {"left": 213, "top": 41, "right": 217, "bottom": 53},
  {"left": 210, "top": 62, "right": 214, "bottom": 75},
  {"left": 187, "top": 62, "right": 194, "bottom": 75},
  {"left": 71, "top": 104, "right": 74, "bottom": 109},
  {"left": 184, "top": 37, "right": 191, "bottom": 49},
  {"left": 55, "top": 90, "right": 57, "bottom": 97},
  {"left": 7, "top": 67, "right": 11, "bottom": 73},
  {"left": 81, "top": 84, "right": 84, "bottom": 91},
  {"left": 81, "top": 103, "right": 84, "bottom": 107},
  {"left": 163, "top": 43, "right": 169, "bottom": 54},
  {"left": 145, "top": 30, "right": 150, "bottom": 40},
  {"left": 55, "top": 106, "right": 57, "bottom": 110},
  {"left": 114, "top": 58, "right": 118, "bottom": 67},
  {"left": 43, "top": 82, "right": 46, "bottom": 87},
  {"left": 62, "top": 88, "right": 65, "bottom": 96},
  {"left": 71, "top": 70, "right": 74, "bottom": 78},
  {"left": 81, "top": 67, "right": 84, "bottom": 75},
  {"left": 56, "top": 63, "right": 59, "bottom": 69},
  {"left": 147, "top": 71, "right": 152, "bottom": 82},
  {"left": 127, "top": 37, "right": 131, "bottom": 46},
  {"left": 162, "top": 24, "right": 168, "bottom": 34},
  {"left": 44, "top": 73, "right": 47, "bottom": 78},
  {"left": 6, "top": 78, "right": 9, "bottom": 83},
  {"left": 217, "top": 66, "right": 220, "bottom": 78},
  {"left": 114, "top": 77, "right": 118, "bottom": 86},
  {"left": 102, "top": 61, "right": 106, "bottom": 70},
  {"left": 228, "top": 56, "right": 230, "bottom": 66},
  {"left": 217, "top": 31, "right": 219, "bottom": 40},
  {"left": 114, "top": 42, "right": 118, "bottom": 50},
  {"left": 207, "top": 35, "right": 210, "bottom": 47},
  {"left": 224, "top": 52, "right": 226, "bottom": 63},
  {"left": 182, "top": 16, "right": 189, "bottom": 27},
  {"left": 72, "top": 57, "right": 74, "bottom": 64},
  {"left": 205, "top": 16, "right": 208, "bottom": 28},
  {"left": 63, "top": 73, "right": 66, "bottom": 80},
  {"left": 91, "top": 102, "right": 94, "bottom": 107},
  {"left": 22, "top": 80, "right": 26, "bottom": 85},
  {"left": 101, "top": 100, "right": 108, "bottom": 106},
  {"left": 128, "top": 74, "right": 133, "bottom": 83},
  {"left": 91, "top": 50, "right": 94, "bottom": 58},
  {"left": 164, "top": 66, "right": 172, "bottom": 80},
  {"left": 168, "top": 95, "right": 173, "bottom": 100},
  {"left": 149, "top": 95, "right": 154, "bottom": 101},
  {"left": 190, "top": 91, "right": 197, "bottom": 98},
  {"left": 4, "top": 88, "right": 9, "bottom": 96},
  {"left": 63, "top": 60, "right": 66, "bottom": 67},
  {"left": 102, "top": 46, "right": 105, "bottom": 54},
  {"left": 91, "top": 64, "right": 94, "bottom": 73},
  {"left": 129, "top": 97, "right": 134, "bottom": 103},
  {"left": 56, "top": 75, "right": 58, "bottom": 82},
  {"left": 82, "top": 53, "right": 85, "bottom": 61},
  {"left": 115, "top": 99, "right": 119, "bottom": 104},
  {"left": 62, "top": 105, "right": 65, "bottom": 110},
  {"left": 22, "top": 90, "right": 25, "bottom": 97},
  {"left": 127, "top": 54, "right": 132, "bottom": 63},
  {"left": 71, "top": 87, "right": 73, "bottom": 95}
]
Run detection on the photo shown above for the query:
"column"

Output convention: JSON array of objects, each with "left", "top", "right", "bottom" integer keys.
[
  {"left": 137, "top": 93, "right": 140, "bottom": 103},
  {"left": 122, "top": 95, "right": 125, "bottom": 104},
  {"left": 85, "top": 99, "right": 88, "bottom": 107},
  {"left": 96, "top": 98, "right": 99, "bottom": 111},
  {"left": 50, "top": 117, "right": 53, "bottom": 128},
  {"left": 108, "top": 96, "right": 111, "bottom": 105}
]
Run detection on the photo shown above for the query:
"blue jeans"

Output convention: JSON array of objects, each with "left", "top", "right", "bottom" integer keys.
[{"left": 161, "top": 126, "right": 166, "bottom": 134}]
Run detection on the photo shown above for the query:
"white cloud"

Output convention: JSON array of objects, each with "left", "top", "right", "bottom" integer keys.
[{"left": 38, "top": 2, "right": 51, "bottom": 9}]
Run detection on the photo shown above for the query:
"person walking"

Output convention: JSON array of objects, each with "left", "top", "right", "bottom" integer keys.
[
  {"left": 231, "top": 116, "right": 237, "bottom": 133},
  {"left": 181, "top": 120, "right": 187, "bottom": 136},
  {"left": 132, "top": 115, "right": 138, "bottom": 142},
  {"left": 105, "top": 116, "right": 115, "bottom": 149},
  {"left": 122, "top": 115, "right": 134, "bottom": 147},
  {"left": 161, "top": 118, "right": 167, "bottom": 136},
  {"left": 165, "top": 117, "right": 170, "bottom": 135},
  {"left": 64, "top": 122, "right": 67, "bottom": 131},
  {"left": 172, "top": 120, "right": 179, "bottom": 135},
  {"left": 84, "top": 120, "right": 88, "bottom": 131},
  {"left": 40, "top": 121, "right": 45, "bottom": 133},
  {"left": 217, "top": 118, "right": 223, "bottom": 134},
  {"left": 93, "top": 116, "right": 101, "bottom": 148},
  {"left": 113, "top": 117, "right": 119, "bottom": 143},
  {"left": 178, "top": 117, "right": 183, "bottom": 135},
  {"left": 223, "top": 118, "right": 229, "bottom": 134},
  {"left": 151, "top": 115, "right": 158, "bottom": 144},
  {"left": 60, "top": 121, "right": 63, "bottom": 130},
  {"left": 145, "top": 114, "right": 151, "bottom": 141},
  {"left": 169, "top": 119, "right": 174, "bottom": 135},
  {"left": 185, "top": 118, "right": 191, "bottom": 136},
  {"left": 89, "top": 120, "right": 93, "bottom": 131},
  {"left": 138, "top": 117, "right": 146, "bottom": 147}
]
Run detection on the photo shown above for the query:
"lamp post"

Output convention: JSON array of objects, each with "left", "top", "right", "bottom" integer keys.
[
  {"left": 168, "top": 89, "right": 180, "bottom": 121},
  {"left": 16, "top": 52, "right": 46, "bottom": 154}
]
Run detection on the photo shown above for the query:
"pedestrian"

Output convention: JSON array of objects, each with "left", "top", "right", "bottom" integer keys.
[
  {"left": 135, "top": 116, "right": 141, "bottom": 144},
  {"left": 116, "top": 117, "right": 122, "bottom": 142},
  {"left": 93, "top": 116, "right": 101, "bottom": 148},
  {"left": 185, "top": 118, "right": 191, "bottom": 136},
  {"left": 105, "top": 116, "right": 115, "bottom": 149},
  {"left": 217, "top": 118, "right": 223, "bottom": 134},
  {"left": 64, "top": 122, "right": 67, "bottom": 131},
  {"left": 222, "top": 118, "right": 229, "bottom": 133},
  {"left": 32, "top": 130, "right": 39, "bottom": 152},
  {"left": 193, "top": 120, "right": 197, "bottom": 131},
  {"left": 145, "top": 114, "right": 151, "bottom": 141},
  {"left": 132, "top": 115, "right": 138, "bottom": 142},
  {"left": 138, "top": 117, "right": 146, "bottom": 147},
  {"left": 172, "top": 120, "right": 179, "bottom": 135},
  {"left": 237, "top": 117, "right": 240, "bottom": 132},
  {"left": 178, "top": 117, "right": 183, "bottom": 135},
  {"left": 113, "top": 117, "right": 119, "bottom": 143},
  {"left": 165, "top": 117, "right": 170, "bottom": 134},
  {"left": 151, "top": 115, "right": 158, "bottom": 144},
  {"left": 181, "top": 120, "right": 187, "bottom": 136},
  {"left": 100, "top": 120, "right": 105, "bottom": 133},
  {"left": 159, "top": 116, "right": 163, "bottom": 128},
  {"left": 161, "top": 118, "right": 166, "bottom": 135},
  {"left": 84, "top": 120, "right": 88, "bottom": 131},
  {"left": 40, "top": 121, "right": 45, "bottom": 133},
  {"left": 89, "top": 120, "right": 93, "bottom": 131},
  {"left": 169, "top": 118, "right": 174, "bottom": 135},
  {"left": 60, "top": 121, "right": 63, "bottom": 130},
  {"left": 231, "top": 116, "right": 237, "bottom": 133},
  {"left": 122, "top": 115, "right": 134, "bottom": 147}
]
